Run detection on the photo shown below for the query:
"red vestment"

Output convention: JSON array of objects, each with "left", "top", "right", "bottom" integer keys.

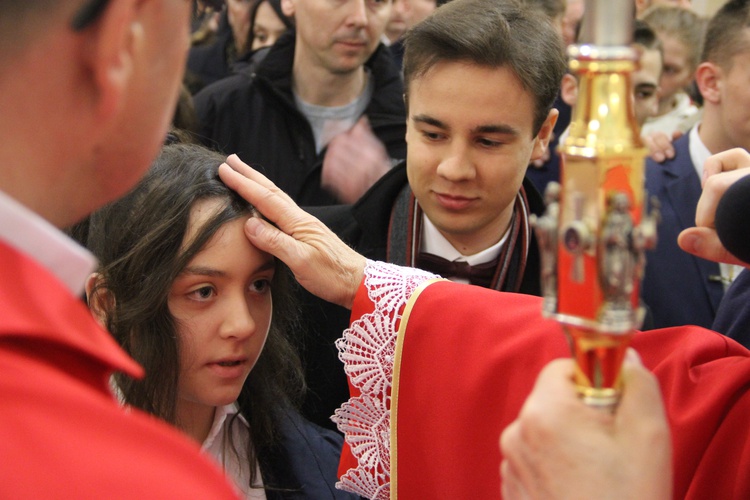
[
  {"left": 336, "top": 263, "right": 750, "bottom": 499},
  {"left": 0, "top": 241, "right": 239, "bottom": 498}
]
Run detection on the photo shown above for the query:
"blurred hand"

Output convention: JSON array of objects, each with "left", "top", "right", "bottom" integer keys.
[
  {"left": 219, "top": 154, "right": 366, "bottom": 308},
  {"left": 678, "top": 148, "right": 750, "bottom": 267},
  {"left": 643, "top": 130, "right": 681, "bottom": 163},
  {"left": 322, "top": 116, "right": 392, "bottom": 204},
  {"left": 500, "top": 351, "right": 672, "bottom": 500}
]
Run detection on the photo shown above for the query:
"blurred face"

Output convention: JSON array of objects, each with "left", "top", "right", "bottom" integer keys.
[
  {"left": 283, "top": 0, "right": 392, "bottom": 74},
  {"left": 227, "top": 0, "right": 253, "bottom": 53},
  {"left": 169, "top": 200, "right": 274, "bottom": 421},
  {"left": 562, "top": 0, "right": 584, "bottom": 46},
  {"left": 658, "top": 34, "right": 694, "bottom": 109},
  {"left": 251, "top": 1, "right": 289, "bottom": 50},
  {"left": 406, "top": 62, "right": 555, "bottom": 255},
  {"left": 633, "top": 47, "right": 662, "bottom": 127},
  {"left": 385, "top": 0, "right": 409, "bottom": 43}
]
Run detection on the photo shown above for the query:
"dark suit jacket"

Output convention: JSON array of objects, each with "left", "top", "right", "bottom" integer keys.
[
  {"left": 713, "top": 268, "right": 750, "bottom": 348},
  {"left": 297, "top": 164, "right": 544, "bottom": 430},
  {"left": 642, "top": 134, "right": 724, "bottom": 329}
]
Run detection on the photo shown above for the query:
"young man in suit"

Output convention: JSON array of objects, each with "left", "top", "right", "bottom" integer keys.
[
  {"left": 0, "top": 0, "right": 239, "bottom": 496},
  {"left": 298, "top": 0, "right": 564, "bottom": 430},
  {"left": 642, "top": 0, "right": 750, "bottom": 329}
]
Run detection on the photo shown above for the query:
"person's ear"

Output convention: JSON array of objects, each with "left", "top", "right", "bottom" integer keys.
[
  {"left": 695, "top": 61, "right": 721, "bottom": 105},
  {"left": 560, "top": 73, "right": 578, "bottom": 107},
  {"left": 530, "top": 109, "right": 559, "bottom": 161},
  {"left": 85, "top": 272, "right": 114, "bottom": 328},
  {"left": 80, "top": 0, "right": 142, "bottom": 124},
  {"left": 280, "top": 0, "right": 296, "bottom": 18}
]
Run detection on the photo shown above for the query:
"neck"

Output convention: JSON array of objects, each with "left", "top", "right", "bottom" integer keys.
[
  {"left": 176, "top": 401, "right": 217, "bottom": 444},
  {"left": 292, "top": 56, "right": 368, "bottom": 107}
]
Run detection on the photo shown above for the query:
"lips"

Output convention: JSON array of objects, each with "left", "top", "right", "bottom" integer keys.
[
  {"left": 207, "top": 358, "right": 249, "bottom": 379},
  {"left": 435, "top": 192, "right": 476, "bottom": 211}
]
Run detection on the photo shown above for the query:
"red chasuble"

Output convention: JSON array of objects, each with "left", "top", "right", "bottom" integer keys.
[
  {"left": 0, "top": 242, "right": 239, "bottom": 498},
  {"left": 337, "top": 264, "right": 750, "bottom": 499}
]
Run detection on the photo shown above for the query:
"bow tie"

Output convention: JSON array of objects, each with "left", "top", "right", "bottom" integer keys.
[{"left": 416, "top": 252, "right": 498, "bottom": 288}]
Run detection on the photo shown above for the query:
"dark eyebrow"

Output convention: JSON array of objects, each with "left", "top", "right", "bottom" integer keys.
[
  {"left": 180, "top": 260, "right": 276, "bottom": 278},
  {"left": 412, "top": 114, "right": 519, "bottom": 136},
  {"left": 412, "top": 114, "right": 448, "bottom": 129},
  {"left": 473, "top": 124, "right": 519, "bottom": 136}
]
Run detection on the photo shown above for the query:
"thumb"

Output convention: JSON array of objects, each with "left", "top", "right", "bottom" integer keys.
[{"left": 678, "top": 227, "right": 748, "bottom": 267}]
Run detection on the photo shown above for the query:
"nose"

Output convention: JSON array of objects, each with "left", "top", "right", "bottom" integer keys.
[
  {"left": 220, "top": 294, "right": 256, "bottom": 341},
  {"left": 346, "top": 0, "right": 369, "bottom": 28},
  {"left": 435, "top": 140, "right": 476, "bottom": 182}
]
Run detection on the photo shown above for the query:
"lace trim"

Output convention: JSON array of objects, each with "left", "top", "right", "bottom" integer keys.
[{"left": 333, "top": 260, "right": 437, "bottom": 499}]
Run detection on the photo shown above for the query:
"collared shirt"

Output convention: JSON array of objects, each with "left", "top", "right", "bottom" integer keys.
[
  {"left": 420, "top": 214, "right": 509, "bottom": 285},
  {"left": 203, "top": 404, "right": 266, "bottom": 500},
  {"left": 688, "top": 124, "right": 744, "bottom": 289},
  {"left": 0, "top": 190, "right": 96, "bottom": 297}
]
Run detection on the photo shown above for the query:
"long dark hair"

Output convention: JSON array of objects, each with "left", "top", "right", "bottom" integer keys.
[{"left": 85, "top": 143, "right": 304, "bottom": 489}]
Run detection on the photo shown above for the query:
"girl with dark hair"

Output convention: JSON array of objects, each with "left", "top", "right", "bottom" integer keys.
[
  {"left": 247, "top": 0, "right": 294, "bottom": 52},
  {"left": 83, "top": 143, "right": 354, "bottom": 499}
]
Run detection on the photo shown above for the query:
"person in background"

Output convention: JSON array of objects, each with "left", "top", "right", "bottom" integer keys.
[
  {"left": 187, "top": 0, "right": 255, "bottom": 92},
  {"left": 194, "top": 0, "right": 406, "bottom": 206},
  {"left": 82, "top": 143, "right": 355, "bottom": 499},
  {"left": 642, "top": 0, "right": 750, "bottom": 329},
  {"left": 640, "top": 4, "right": 707, "bottom": 137},
  {"left": 0, "top": 0, "right": 240, "bottom": 496},
  {"left": 247, "top": 0, "right": 293, "bottom": 51}
]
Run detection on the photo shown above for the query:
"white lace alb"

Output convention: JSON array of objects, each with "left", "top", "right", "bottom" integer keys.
[{"left": 333, "top": 260, "right": 438, "bottom": 499}]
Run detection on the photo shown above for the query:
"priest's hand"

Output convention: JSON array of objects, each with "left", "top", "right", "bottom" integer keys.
[
  {"left": 219, "top": 154, "right": 366, "bottom": 309},
  {"left": 499, "top": 352, "right": 672, "bottom": 500}
]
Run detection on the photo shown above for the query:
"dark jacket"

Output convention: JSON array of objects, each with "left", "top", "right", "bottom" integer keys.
[
  {"left": 297, "top": 164, "right": 544, "bottom": 430},
  {"left": 713, "top": 269, "right": 750, "bottom": 349},
  {"left": 261, "top": 407, "right": 358, "bottom": 499},
  {"left": 642, "top": 134, "right": 724, "bottom": 329},
  {"left": 193, "top": 31, "right": 407, "bottom": 206}
]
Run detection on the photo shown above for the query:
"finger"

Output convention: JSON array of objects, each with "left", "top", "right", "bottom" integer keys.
[
  {"left": 678, "top": 227, "right": 750, "bottom": 267},
  {"left": 223, "top": 154, "right": 295, "bottom": 206},
  {"left": 243, "top": 215, "right": 306, "bottom": 269},
  {"left": 616, "top": 350, "right": 665, "bottom": 425},
  {"left": 695, "top": 168, "right": 750, "bottom": 227},
  {"left": 702, "top": 148, "right": 750, "bottom": 183},
  {"left": 218, "top": 162, "right": 307, "bottom": 235}
]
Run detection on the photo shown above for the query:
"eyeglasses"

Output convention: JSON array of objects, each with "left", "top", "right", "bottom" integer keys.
[{"left": 70, "top": 0, "right": 112, "bottom": 31}]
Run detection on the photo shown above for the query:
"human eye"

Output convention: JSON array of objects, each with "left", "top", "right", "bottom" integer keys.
[
  {"left": 187, "top": 285, "right": 216, "bottom": 302},
  {"left": 635, "top": 87, "right": 656, "bottom": 100},
  {"left": 420, "top": 128, "right": 445, "bottom": 142},
  {"left": 254, "top": 30, "right": 268, "bottom": 44},
  {"left": 249, "top": 278, "right": 272, "bottom": 295},
  {"left": 476, "top": 136, "right": 503, "bottom": 148},
  {"left": 662, "top": 65, "right": 677, "bottom": 76}
]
